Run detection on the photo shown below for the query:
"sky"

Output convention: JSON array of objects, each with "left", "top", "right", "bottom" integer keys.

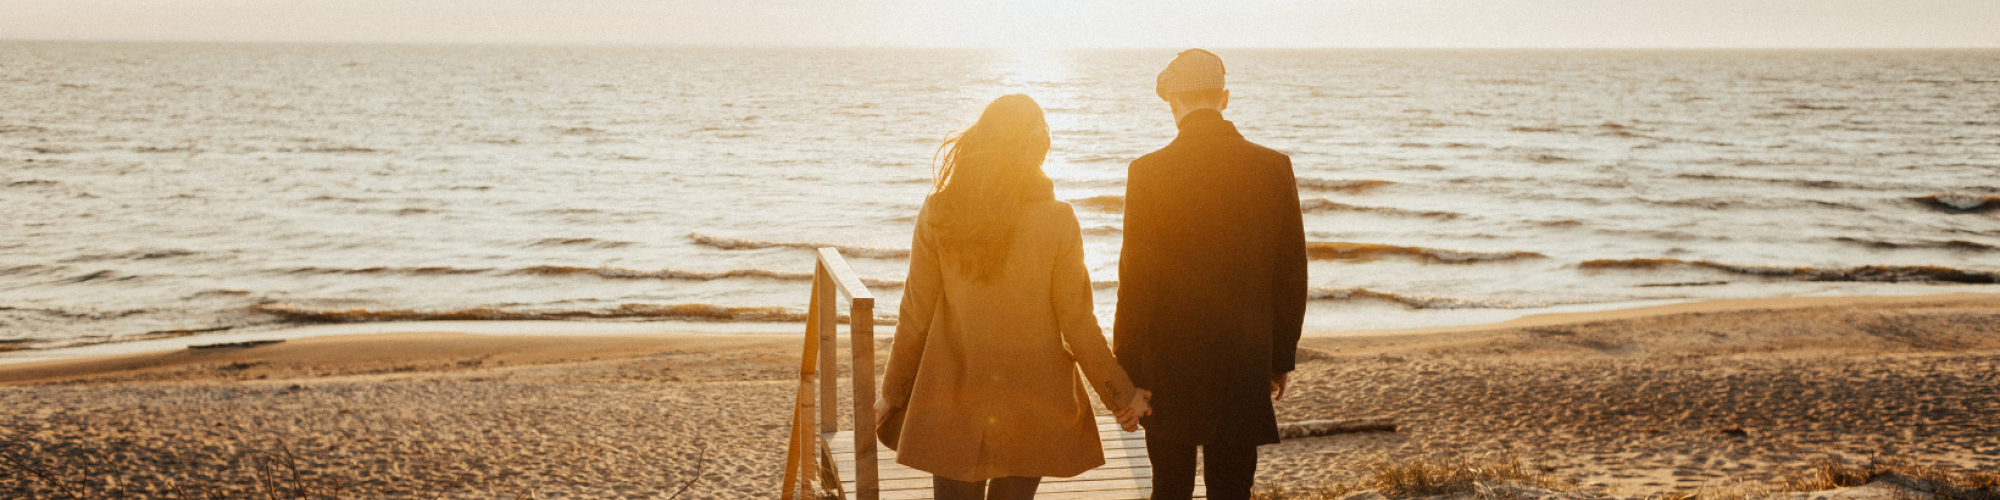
[{"left": 3, "top": 0, "right": 1998, "bottom": 49}]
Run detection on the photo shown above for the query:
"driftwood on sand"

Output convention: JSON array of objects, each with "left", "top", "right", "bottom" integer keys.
[{"left": 1278, "top": 419, "right": 1400, "bottom": 440}]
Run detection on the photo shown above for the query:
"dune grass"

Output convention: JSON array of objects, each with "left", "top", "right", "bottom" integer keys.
[
  {"left": 1, "top": 436, "right": 708, "bottom": 500},
  {"left": 1255, "top": 454, "right": 1571, "bottom": 500},
  {"left": 1782, "top": 457, "right": 2000, "bottom": 500},
  {"left": 1256, "top": 454, "right": 2000, "bottom": 500}
]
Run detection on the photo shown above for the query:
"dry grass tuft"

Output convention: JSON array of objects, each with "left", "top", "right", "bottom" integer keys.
[
  {"left": 1254, "top": 481, "right": 1368, "bottom": 500},
  {"left": 2, "top": 435, "right": 710, "bottom": 500},
  {"left": 1783, "top": 457, "right": 2000, "bottom": 500},
  {"left": 1364, "top": 455, "right": 1566, "bottom": 498},
  {"left": 1255, "top": 454, "right": 1571, "bottom": 500}
]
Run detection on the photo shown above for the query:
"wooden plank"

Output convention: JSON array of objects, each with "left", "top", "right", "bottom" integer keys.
[
  {"left": 816, "top": 248, "right": 875, "bottom": 301},
  {"left": 816, "top": 263, "right": 838, "bottom": 433},
  {"left": 840, "top": 458, "right": 1157, "bottom": 483},
  {"left": 851, "top": 305, "right": 879, "bottom": 500},
  {"left": 832, "top": 442, "right": 1154, "bottom": 472},
  {"left": 824, "top": 413, "right": 1203, "bottom": 500},
  {"left": 869, "top": 478, "right": 1205, "bottom": 500},
  {"left": 785, "top": 275, "right": 824, "bottom": 500},
  {"left": 867, "top": 466, "right": 1157, "bottom": 490},
  {"left": 1036, "top": 487, "right": 1206, "bottom": 500},
  {"left": 829, "top": 434, "right": 1148, "bottom": 455},
  {"left": 824, "top": 416, "right": 1142, "bottom": 453},
  {"left": 836, "top": 451, "right": 1157, "bottom": 481}
]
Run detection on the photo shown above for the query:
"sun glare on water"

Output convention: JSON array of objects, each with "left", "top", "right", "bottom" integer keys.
[{"left": 982, "top": 50, "right": 1099, "bottom": 182}]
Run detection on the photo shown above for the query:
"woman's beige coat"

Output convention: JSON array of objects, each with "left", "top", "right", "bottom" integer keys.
[{"left": 880, "top": 199, "right": 1137, "bottom": 482}]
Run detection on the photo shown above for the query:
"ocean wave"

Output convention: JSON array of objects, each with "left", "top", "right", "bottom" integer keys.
[
  {"left": 6, "top": 179, "right": 62, "bottom": 188},
  {"left": 0, "top": 264, "right": 68, "bottom": 277},
  {"left": 1306, "top": 242, "right": 1545, "bottom": 264},
  {"left": 1833, "top": 237, "right": 1998, "bottom": 251},
  {"left": 62, "top": 249, "right": 197, "bottom": 262},
  {"left": 1579, "top": 258, "right": 1999, "bottom": 284},
  {"left": 513, "top": 265, "right": 904, "bottom": 288},
  {"left": 1067, "top": 195, "right": 1124, "bottom": 214},
  {"left": 59, "top": 270, "right": 140, "bottom": 283},
  {"left": 1674, "top": 173, "right": 1869, "bottom": 190},
  {"left": 1299, "top": 198, "right": 1463, "bottom": 219},
  {"left": 689, "top": 233, "right": 911, "bottom": 259},
  {"left": 1307, "top": 287, "right": 1566, "bottom": 310},
  {"left": 276, "top": 264, "right": 911, "bottom": 287},
  {"left": 528, "top": 237, "right": 634, "bottom": 249},
  {"left": 285, "top": 266, "right": 493, "bottom": 275},
  {"left": 1296, "top": 178, "right": 1392, "bottom": 192},
  {"left": 1912, "top": 194, "right": 2000, "bottom": 214},
  {"left": 251, "top": 303, "right": 897, "bottom": 325},
  {"left": 0, "top": 305, "right": 151, "bottom": 321},
  {"left": 296, "top": 145, "right": 381, "bottom": 154}
]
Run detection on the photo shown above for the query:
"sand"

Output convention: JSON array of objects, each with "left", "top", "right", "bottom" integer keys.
[{"left": 4, "top": 293, "right": 1998, "bottom": 499}]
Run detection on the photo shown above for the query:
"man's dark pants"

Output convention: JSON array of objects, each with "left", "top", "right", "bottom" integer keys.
[{"left": 1145, "top": 433, "right": 1258, "bottom": 500}]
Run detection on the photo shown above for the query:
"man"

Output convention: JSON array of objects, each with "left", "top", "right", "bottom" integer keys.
[{"left": 1114, "top": 49, "right": 1308, "bottom": 500}]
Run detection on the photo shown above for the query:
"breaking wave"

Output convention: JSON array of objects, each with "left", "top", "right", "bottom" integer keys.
[
  {"left": 515, "top": 265, "right": 904, "bottom": 288},
  {"left": 1579, "top": 259, "right": 1999, "bottom": 284},
  {"left": 1307, "top": 287, "right": 1573, "bottom": 310},
  {"left": 1673, "top": 172, "right": 1871, "bottom": 190},
  {"left": 1067, "top": 195, "right": 1125, "bottom": 214},
  {"left": 1297, "top": 178, "right": 1392, "bottom": 193},
  {"left": 1299, "top": 198, "right": 1463, "bottom": 219},
  {"left": 1307, "top": 242, "right": 1545, "bottom": 264},
  {"left": 285, "top": 266, "right": 493, "bottom": 275},
  {"left": 529, "top": 237, "right": 634, "bottom": 248},
  {"left": 276, "top": 264, "right": 906, "bottom": 288},
  {"left": 1833, "top": 237, "right": 1998, "bottom": 251},
  {"left": 252, "top": 303, "right": 898, "bottom": 325},
  {"left": 689, "top": 233, "right": 910, "bottom": 259},
  {"left": 1911, "top": 194, "right": 2000, "bottom": 214}
]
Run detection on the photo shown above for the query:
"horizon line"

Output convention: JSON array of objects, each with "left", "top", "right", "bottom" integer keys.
[{"left": 5, "top": 37, "right": 2000, "bottom": 51}]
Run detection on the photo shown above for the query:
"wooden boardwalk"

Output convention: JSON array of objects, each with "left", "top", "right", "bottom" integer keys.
[
  {"left": 827, "top": 414, "right": 1205, "bottom": 500},
  {"left": 786, "top": 249, "right": 1186, "bottom": 500}
]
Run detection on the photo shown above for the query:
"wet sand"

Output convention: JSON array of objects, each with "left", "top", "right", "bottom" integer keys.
[{"left": 3, "top": 293, "right": 1997, "bottom": 499}]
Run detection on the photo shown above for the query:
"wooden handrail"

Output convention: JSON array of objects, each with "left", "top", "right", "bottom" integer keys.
[{"left": 782, "top": 248, "right": 878, "bottom": 500}]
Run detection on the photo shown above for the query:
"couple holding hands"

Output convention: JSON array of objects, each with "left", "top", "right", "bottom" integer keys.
[{"left": 873, "top": 49, "right": 1308, "bottom": 500}]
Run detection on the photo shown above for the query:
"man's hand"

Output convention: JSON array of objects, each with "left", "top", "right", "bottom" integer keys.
[
  {"left": 873, "top": 397, "right": 895, "bottom": 428},
  {"left": 1270, "top": 372, "right": 1290, "bottom": 401},
  {"left": 1115, "top": 388, "right": 1153, "bottom": 432}
]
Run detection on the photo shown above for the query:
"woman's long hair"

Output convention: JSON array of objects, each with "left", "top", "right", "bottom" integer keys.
[{"left": 923, "top": 94, "right": 1056, "bottom": 282}]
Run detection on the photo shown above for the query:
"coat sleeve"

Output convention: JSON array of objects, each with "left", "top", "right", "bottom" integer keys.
[
  {"left": 881, "top": 203, "right": 942, "bottom": 408},
  {"left": 1269, "top": 156, "right": 1307, "bottom": 374},
  {"left": 1051, "top": 205, "right": 1134, "bottom": 413},
  {"left": 1112, "top": 161, "right": 1150, "bottom": 388}
]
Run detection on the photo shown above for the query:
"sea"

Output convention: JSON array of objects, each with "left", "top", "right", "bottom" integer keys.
[{"left": 3, "top": 42, "right": 1998, "bottom": 356}]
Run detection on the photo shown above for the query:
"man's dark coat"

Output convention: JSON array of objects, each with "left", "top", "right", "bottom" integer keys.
[{"left": 1114, "top": 108, "right": 1308, "bottom": 446}]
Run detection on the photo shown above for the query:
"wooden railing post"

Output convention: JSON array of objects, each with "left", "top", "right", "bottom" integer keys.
[
  {"left": 783, "top": 248, "right": 880, "bottom": 500},
  {"left": 782, "top": 275, "right": 824, "bottom": 500},
  {"left": 847, "top": 271, "right": 878, "bottom": 500},
  {"left": 817, "top": 261, "right": 839, "bottom": 433}
]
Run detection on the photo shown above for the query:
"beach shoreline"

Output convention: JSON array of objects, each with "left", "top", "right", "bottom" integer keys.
[
  {"left": 6, "top": 292, "right": 1996, "bottom": 372},
  {"left": 4, "top": 292, "right": 1997, "bottom": 498}
]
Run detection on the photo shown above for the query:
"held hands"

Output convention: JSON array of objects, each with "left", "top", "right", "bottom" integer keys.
[
  {"left": 1114, "top": 388, "right": 1153, "bottom": 432},
  {"left": 873, "top": 397, "right": 894, "bottom": 428}
]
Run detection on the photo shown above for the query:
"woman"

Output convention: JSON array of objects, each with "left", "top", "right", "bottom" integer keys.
[{"left": 874, "top": 94, "right": 1151, "bottom": 500}]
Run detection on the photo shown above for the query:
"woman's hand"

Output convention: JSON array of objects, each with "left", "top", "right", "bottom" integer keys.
[
  {"left": 873, "top": 397, "right": 895, "bottom": 428},
  {"left": 1115, "top": 388, "right": 1152, "bottom": 432}
]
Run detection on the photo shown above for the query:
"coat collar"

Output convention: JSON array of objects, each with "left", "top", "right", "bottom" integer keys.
[{"left": 1174, "top": 109, "right": 1241, "bottom": 141}]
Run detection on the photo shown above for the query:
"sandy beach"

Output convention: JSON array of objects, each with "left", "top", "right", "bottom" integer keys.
[{"left": 4, "top": 293, "right": 1998, "bottom": 499}]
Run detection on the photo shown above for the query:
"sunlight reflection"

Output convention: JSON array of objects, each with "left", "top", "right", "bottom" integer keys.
[{"left": 979, "top": 50, "right": 1098, "bottom": 182}]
